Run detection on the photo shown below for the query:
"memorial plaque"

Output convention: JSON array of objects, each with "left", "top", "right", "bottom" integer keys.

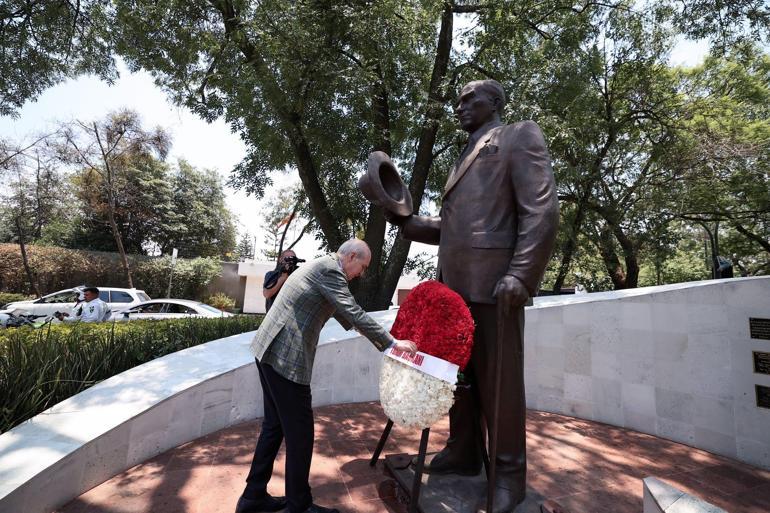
[
  {"left": 754, "top": 352, "right": 770, "bottom": 375},
  {"left": 757, "top": 385, "right": 770, "bottom": 409},
  {"left": 749, "top": 318, "right": 770, "bottom": 340}
]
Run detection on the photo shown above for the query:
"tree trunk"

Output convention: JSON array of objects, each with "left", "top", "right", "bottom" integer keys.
[
  {"left": 552, "top": 202, "right": 587, "bottom": 292},
  {"left": 612, "top": 225, "right": 639, "bottom": 288},
  {"left": 15, "top": 216, "right": 41, "bottom": 297},
  {"left": 597, "top": 225, "right": 627, "bottom": 289},
  {"left": 375, "top": 2, "right": 454, "bottom": 310},
  {"left": 354, "top": 71, "right": 393, "bottom": 309},
  {"left": 107, "top": 195, "right": 134, "bottom": 288}
]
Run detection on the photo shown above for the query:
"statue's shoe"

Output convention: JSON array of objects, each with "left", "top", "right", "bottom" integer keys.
[
  {"left": 473, "top": 477, "right": 526, "bottom": 513},
  {"left": 412, "top": 446, "right": 482, "bottom": 476}
]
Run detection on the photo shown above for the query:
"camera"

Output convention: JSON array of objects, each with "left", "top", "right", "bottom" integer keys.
[{"left": 283, "top": 256, "right": 306, "bottom": 268}]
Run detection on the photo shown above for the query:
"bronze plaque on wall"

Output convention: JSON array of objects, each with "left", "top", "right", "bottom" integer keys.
[
  {"left": 750, "top": 318, "right": 770, "bottom": 340},
  {"left": 758, "top": 385, "right": 770, "bottom": 409},
  {"left": 755, "top": 352, "right": 770, "bottom": 375}
]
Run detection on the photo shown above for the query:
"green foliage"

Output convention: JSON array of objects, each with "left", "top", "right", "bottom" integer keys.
[
  {"left": 0, "top": 1, "right": 116, "bottom": 117},
  {"left": 0, "top": 243, "right": 223, "bottom": 300},
  {"left": 0, "top": 315, "right": 263, "bottom": 433},
  {"left": 133, "top": 255, "right": 222, "bottom": 299},
  {"left": 0, "top": 292, "right": 32, "bottom": 307},
  {"left": 4, "top": 1, "right": 769, "bottom": 298},
  {"left": 205, "top": 292, "right": 235, "bottom": 312}
]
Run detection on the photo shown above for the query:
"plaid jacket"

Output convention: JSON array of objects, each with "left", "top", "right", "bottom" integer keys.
[{"left": 250, "top": 254, "right": 394, "bottom": 385}]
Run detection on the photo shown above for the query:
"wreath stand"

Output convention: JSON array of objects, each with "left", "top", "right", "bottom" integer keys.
[
  {"left": 369, "top": 304, "right": 508, "bottom": 513},
  {"left": 369, "top": 405, "right": 495, "bottom": 513}
]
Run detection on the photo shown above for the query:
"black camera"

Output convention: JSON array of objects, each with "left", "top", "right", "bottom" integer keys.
[{"left": 283, "top": 256, "right": 306, "bottom": 267}]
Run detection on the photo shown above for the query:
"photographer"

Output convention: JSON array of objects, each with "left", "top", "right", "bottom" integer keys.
[{"left": 263, "top": 250, "right": 304, "bottom": 312}]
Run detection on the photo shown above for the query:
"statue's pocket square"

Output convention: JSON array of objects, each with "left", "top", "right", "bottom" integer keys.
[{"left": 478, "top": 144, "right": 499, "bottom": 157}]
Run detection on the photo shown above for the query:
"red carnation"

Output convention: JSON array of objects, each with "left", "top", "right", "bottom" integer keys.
[{"left": 390, "top": 281, "right": 475, "bottom": 370}]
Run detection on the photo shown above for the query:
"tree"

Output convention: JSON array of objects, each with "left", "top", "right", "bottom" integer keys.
[
  {"left": 111, "top": 0, "right": 625, "bottom": 308},
  {"left": 259, "top": 185, "right": 311, "bottom": 261},
  {"left": 0, "top": 136, "right": 64, "bottom": 296},
  {"left": 59, "top": 110, "right": 170, "bottom": 287},
  {"left": 155, "top": 160, "right": 237, "bottom": 258},
  {"left": 0, "top": 0, "right": 115, "bottom": 116},
  {"left": 69, "top": 150, "right": 173, "bottom": 254},
  {"left": 663, "top": 44, "right": 770, "bottom": 275},
  {"left": 233, "top": 235, "right": 254, "bottom": 262}
]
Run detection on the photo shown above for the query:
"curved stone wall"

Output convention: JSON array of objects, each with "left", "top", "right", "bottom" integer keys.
[
  {"left": 1, "top": 277, "right": 768, "bottom": 513},
  {"left": 524, "top": 276, "right": 770, "bottom": 471},
  {"left": 0, "top": 310, "right": 395, "bottom": 513}
]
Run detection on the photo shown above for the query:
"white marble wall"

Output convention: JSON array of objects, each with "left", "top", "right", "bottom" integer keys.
[
  {"left": 1, "top": 277, "right": 768, "bottom": 513},
  {"left": 524, "top": 277, "right": 770, "bottom": 470},
  {"left": 0, "top": 310, "right": 395, "bottom": 513}
]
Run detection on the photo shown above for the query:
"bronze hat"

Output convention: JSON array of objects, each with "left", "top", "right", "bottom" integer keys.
[{"left": 358, "top": 151, "right": 413, "bottom": 217}]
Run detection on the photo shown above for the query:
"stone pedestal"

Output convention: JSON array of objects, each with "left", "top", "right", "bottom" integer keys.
[{"left": 384, "top": 453, "right": 545, "bottom": 513}]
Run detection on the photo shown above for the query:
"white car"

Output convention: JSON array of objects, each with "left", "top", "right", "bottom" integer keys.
[
  {"left": 2, "top": 287, "right": 150, "bottom": 318},
  {"left": 112, "top": 299, "right": 233, "bottom": 321}
]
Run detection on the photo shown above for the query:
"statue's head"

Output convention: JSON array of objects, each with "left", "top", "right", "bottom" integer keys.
[{"left": 455, "top": 79, "right": 506, "bottom": 133}]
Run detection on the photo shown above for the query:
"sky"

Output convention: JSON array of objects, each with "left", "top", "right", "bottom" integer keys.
[{"left": 0, "top": 35, "right": 709, "bottom": 262}]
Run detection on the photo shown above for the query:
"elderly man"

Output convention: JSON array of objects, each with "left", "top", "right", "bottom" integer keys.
[
  {"left": 388, "top": 79, "right": 559, "bottom": 512},
  {"left": 236, "top": 239, "right": 417, "bottom": 513}
]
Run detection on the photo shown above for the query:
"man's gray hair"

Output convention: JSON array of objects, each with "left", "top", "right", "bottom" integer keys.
[{"left": 337, "top": 238, "right": 370, "bottom": 258}]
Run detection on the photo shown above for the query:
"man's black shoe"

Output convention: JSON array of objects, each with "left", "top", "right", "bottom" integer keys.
[
  {"left": 235, "top": 494, "right": 288, "bottom": 513},
  {"left": 298, "top": 504, "right": 340, "bottom": 513}
]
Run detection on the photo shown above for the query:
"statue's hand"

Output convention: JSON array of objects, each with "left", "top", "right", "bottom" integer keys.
[
  {"left": 493, "top": 275, "right": 529, "bottom": 315},
  {"left": 383, "top": 209, "right": 410, "bottom": 227}
]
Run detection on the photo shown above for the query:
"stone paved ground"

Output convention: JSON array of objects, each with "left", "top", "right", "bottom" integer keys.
[{"left": 58, "top": 402, "right": 770, "bottom": 513}]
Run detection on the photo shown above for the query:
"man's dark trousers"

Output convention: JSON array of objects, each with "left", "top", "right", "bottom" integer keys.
[{"left": 244, "top": 360, "right": 314, "bottom": 513}]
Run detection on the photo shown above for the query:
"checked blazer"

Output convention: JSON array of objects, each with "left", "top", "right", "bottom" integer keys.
[{"left": 250, "top": 254, "right": 394, "bottom": 385}]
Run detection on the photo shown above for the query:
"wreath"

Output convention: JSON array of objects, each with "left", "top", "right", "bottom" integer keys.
[{"left": 379, "top": 281, "right": 475, "bottom": 428}]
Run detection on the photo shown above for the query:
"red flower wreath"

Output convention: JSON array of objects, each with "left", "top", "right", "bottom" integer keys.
[{"left": 390, "top": 281, "right": 475, "bottom": 370}]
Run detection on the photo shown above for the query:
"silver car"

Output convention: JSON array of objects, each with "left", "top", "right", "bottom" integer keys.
[{"left": 112, "top": 299, "right": 233, "bottom": 321}]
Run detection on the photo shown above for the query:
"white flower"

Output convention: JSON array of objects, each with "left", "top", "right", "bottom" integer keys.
[{"left": 379, "top": 358, "right": 456, "bottom": 429}]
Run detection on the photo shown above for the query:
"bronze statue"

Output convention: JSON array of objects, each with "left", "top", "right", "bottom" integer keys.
[{"left": 365, "top": 79, "right": 559, "bottom": 512}]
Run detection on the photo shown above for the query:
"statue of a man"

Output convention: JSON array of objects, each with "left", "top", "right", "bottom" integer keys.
[{"left": 388, "top": 79, "right": 559, "bottom": 512}]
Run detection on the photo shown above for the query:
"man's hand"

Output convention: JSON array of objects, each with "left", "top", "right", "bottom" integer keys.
[
  {"left": 383, "top": 209, "right": 410, "bottom": 227},
  {"left": 392, "top": 338, "right": 418, "bottom": 355},
  {"left": 493, "top": 275, "right": 529, "bottom": 316}
]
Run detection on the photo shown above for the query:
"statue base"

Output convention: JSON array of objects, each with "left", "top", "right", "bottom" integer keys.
[{"left": 384, "top": 453, "right": 545, "bottom": 513}]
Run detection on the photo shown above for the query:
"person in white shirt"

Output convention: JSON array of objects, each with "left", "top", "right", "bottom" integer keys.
[{"left": 56, "top": 287, "right": 112, "bottom": 322}]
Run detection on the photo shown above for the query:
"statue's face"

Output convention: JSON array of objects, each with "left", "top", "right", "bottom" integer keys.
[{"left": 455, "top": 83, "right": 497, "bottom": 132}]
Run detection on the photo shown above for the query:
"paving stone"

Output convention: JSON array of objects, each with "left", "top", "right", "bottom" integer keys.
[{"left": 60, "top": 402, "right": 770, "bottom": 513}]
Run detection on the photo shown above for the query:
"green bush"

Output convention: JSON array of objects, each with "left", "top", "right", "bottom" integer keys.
[
  {"left": 0, "top": 315, "right": 263, "bottom": 433},
  {"left": 0, "top": 292, "right": 32, "bottom": 307},
  {"left": 134, "top": 256, "right": 223, "bottom": 299},
  {"left": 205, "top": 292, "right": 236, "bottom": 312},
  {"left": 0, "top": 243, "right": 223, "bottom": 301}
]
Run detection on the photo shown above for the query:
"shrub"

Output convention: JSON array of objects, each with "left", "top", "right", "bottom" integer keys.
[
  {"left": 0, "top": 315, "right": 263, "bottom": 433},
  {"left": 133, "top": 256, "right": 223, "bottom": 299},
  {"left": 0, "top": 292, "right": 32, "bottom": 308},
  {"left": 206, "top": 292, "right": 236, "bottom": 312},
  {"left": 0, "top": 243, "right": 224, "bottom": 301}
]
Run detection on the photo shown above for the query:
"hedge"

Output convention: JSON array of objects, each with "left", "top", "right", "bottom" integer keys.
[
  {"left": 0, "top": 315, "right": 263, "bottom": 433},
  {"left": 0, "top": 243, "right": 222, "bottom": 300}
]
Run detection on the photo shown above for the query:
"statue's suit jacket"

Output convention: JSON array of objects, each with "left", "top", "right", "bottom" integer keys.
[
  {"left": 403, "top": 120, "right": 559, "bottom": 302},
  {"left": 250, "top": 254, "right": 393, "bottom": 385}
]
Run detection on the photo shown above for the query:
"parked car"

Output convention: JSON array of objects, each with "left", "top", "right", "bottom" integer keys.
[
  {"left": 111, "top": 299, "right": 233, "bottom": 321},
  {"left": 2, "top": 287, "right": 150, "bottom": 318}
]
